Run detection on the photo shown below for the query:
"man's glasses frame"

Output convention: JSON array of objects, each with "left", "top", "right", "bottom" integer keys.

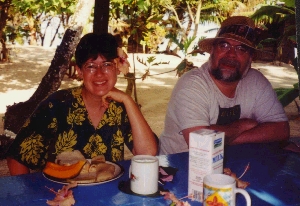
[{"left": 215, "top": 42, "right": 250, "bottom": 55}]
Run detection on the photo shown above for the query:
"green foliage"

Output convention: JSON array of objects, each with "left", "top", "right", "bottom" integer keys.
[
  {"left": 137, "top": 55, "right": 170, "bottom": 80},
  {"left": 5, "top": 0, "right": 77, "bottom": 46},
  {"left": 166, "top": 33, "right": 184, "bottom": 50},
  {"left": 183, "top": 36, "right": 196, "bottom": 54},
  {"left": 282, "top": 0, "right": 295, "bottom": 8},
  {"left": 251, "top": 4, "right": 296, "bottom": 65},
  {"left": 165, "top": 34, "right": 196, "bottom": 56},
  {"left": 251, "top": 4, "right": 298, "bottom": 100},
  {"left": 143, "top": 23, "right": 166, "bottom": 52},
  {"left": 275, "top": 86, "right": 299, "bottom": 107},
  {"left": 251, "top": 5, "right": 295, "bottom": 24},
  {"left": 274, "top": 57, "right": 299, "bottom": 107},
  {"left": 137, "top": 55, "right": 169, "bottom": 69},
  {"left": 175, "top": 59, "right": 197, "bottom": 77},
  {"left": 110, "top": 0, "right": 166, "bottom": 52}
]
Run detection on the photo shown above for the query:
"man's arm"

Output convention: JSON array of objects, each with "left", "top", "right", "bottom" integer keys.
[
  {"left": 229, "top": 121, "right": 289, "bottom": 144},
  {"left": 182, "top": 119, "right": 289, "bottom": 146}
]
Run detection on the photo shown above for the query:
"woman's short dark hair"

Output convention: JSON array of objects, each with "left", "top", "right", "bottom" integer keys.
[{"left": 75, "top": 33, "right": 118, "bottom": 68}]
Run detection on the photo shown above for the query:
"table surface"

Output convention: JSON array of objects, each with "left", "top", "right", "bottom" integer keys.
[{"left": 0, "top": 142, "right": 300, "bottom": 206}]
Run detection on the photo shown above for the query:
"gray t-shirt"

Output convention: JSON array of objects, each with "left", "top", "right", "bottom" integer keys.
[{"left": 159, "top": 62, "right": 288, "bottom": 155}]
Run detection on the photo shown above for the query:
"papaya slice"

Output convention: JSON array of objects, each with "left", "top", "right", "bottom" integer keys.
[{"left": 43, "top": 160, "right": 86, "bottom": 179}]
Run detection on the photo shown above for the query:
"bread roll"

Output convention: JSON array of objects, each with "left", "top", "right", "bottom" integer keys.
[
  {"left": 91, "top": 155, "right": 106, "bottom": 164},
  {"left": 88, "top": 164, "right": 98, "bottom": 173},
  {"left": 67, "top": 172, "right": 96, "bottom": 184},
  {"left": 95, "top": 163, "right": 115, "bottom": 182},
  {"left": 56, "top": 150, "right": 85, "bottom": 166},
  {"left": 80, "top": 161, "right": 91, "bottom": 174}
]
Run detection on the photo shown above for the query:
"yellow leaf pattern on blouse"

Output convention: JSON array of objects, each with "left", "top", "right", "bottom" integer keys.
[
  {"left": 125, "top": 114, "right": 129, "bottom": 123},
  {"left": 20, "top": 133, "right": 44, "bottom": 165},
  {"left": 55, "top": 129, "right": 77, "bottom": 154},
  {"left": 67, "top": 108, "right": 86, "bottom": 125},
  {"left": 48, "top": 118, "right": 57, "bottom": 129},
  {"left": 128, "top": 133, "right": 133, "bottom": 142},
  {"left": 72, "top": 87, "right": 84, "bottom": 106},
  {"left": 111, "top": 129, "right": 124, "bottom": 161},
  {"left": 83, "top": 134, "right": 107, "bottom": 158},
  {"left": 49, "top": 102, "right": 53, "bottom": 108},
  {"left": 99, "top": 103, "right": 123, "bottom": 127},
  {"left": 112, "top": 148, "right": 122, "bottom": 162},
  {"left": 112, "top": 129, "right": 124, "bottom": 146}
]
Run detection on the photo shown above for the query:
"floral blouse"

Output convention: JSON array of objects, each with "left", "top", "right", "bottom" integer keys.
[{"left": 6, "top": 86, "right": 133, "bottom": 170}]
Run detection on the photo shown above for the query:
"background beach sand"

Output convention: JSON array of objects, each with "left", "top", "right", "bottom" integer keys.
[{"left": 0, "top": 45, "right": 299, "bottom": 176}]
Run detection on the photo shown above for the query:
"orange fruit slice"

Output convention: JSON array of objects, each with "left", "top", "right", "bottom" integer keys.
[{"left": 43, "top": 160, "right": 86, "bottom": 179}]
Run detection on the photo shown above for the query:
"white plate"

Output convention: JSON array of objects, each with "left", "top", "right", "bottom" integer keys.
[{"left": 43, "top": 160, "right": 124, "bottom": 186}]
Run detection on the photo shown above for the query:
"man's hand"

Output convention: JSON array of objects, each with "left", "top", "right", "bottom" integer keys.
[{"left": 224, "top": 118, "right": 258, "bottom": 144}]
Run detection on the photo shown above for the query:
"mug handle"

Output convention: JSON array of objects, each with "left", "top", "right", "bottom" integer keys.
[{"left": 236, "top": 188, "right": 251, "bottom": 206}]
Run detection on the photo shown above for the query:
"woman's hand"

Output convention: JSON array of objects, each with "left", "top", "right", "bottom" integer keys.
[
  {"left": 101, "top": 87, "right": 158, "bottom": 156},
  {"left": 101, "top": 87, "right": 129, "bottom": 108}
]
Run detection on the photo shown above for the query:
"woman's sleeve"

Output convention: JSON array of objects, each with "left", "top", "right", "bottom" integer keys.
[{"left": 6, "top": 98, "right": 57, "bottom": 170}]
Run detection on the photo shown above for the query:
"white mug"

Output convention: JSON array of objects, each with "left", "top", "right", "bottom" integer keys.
[
  {"left": 203, "top": 174, "right": 251, "bottom": 206},
  {"left": 129, "top": 155, "right": 159, "bottom": 195}
]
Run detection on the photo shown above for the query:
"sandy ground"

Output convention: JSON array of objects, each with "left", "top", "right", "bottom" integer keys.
[{"left": 0, "top": 45, "right": 299, "bottom": 177}]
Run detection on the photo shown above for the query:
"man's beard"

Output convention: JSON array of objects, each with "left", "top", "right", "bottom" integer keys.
[{"left": 210, "top": 58, "right": 242, "bottom": 82}]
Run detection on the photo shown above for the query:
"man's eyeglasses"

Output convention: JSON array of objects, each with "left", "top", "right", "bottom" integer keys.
[
  {"left": 83, "top": 62, "right": 115, "bottom": 74},
  {"left": 216, "top": 42, "right": 250, "bottom": 55}
]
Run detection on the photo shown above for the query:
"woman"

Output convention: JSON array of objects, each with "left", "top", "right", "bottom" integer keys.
[{"left": 6, "top": 33, "right": 158, "bottom": 175}]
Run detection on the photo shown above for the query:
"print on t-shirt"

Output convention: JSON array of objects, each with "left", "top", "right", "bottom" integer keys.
[{"left": 216, "top": 105, "right": 241, "bottom": 125}]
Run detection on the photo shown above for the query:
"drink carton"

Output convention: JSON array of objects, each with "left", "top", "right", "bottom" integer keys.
[{"left": 188, "top": 129, "right": 225, "bottom": 202}]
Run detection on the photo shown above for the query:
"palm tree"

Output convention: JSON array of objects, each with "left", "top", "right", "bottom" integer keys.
[
  {"left": 251, "top": 4, "right": 296, "bottom": 64},
  {"left": 250, "top": 3, "right": 298, "bottom": 108}
]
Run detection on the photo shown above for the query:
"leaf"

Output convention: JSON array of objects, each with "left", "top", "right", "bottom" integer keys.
[
  {"left": 55, "top": 129, "right": 77, "bottom": 154},
  {"left": 175, "top": 60, "right": 187, "bottom": 73},
  {"left": 137, "top": 56, "right": 147, "bottom": 66},
  {"left": 147, "top": 56, "right": 156, "bottom": 64},
  {"left": 20, "top": 134, "right": 44, "bottom": 165}
]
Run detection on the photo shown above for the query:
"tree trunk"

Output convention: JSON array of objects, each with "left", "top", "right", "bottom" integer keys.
[
  {"left": 0, "top": 0, "right": 12, "bottom": 61},
  {"left": 193, "top": 1, "right": 202, "bottom": 38},
  {"left": 27, "top": 15, "right": 37, "bottom": 46},
  {"left": 93, "top": 0, "right": 109, "bottom": 34},
  {"left": 296, "top": 0, "right": 300, "bottom": 98},
  {"left": 4, "top": 0, "right": 95, "bottom": 134},
  {"left": 0, "top": 38, "right": 8, "bottom": 61}
]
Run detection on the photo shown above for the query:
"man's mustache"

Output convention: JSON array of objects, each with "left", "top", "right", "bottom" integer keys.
[{"left": 219, "top": 58, "right": 240, "bottom": 68}]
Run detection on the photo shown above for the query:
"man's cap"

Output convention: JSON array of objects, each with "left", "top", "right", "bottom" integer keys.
[{"left": 198, "top": 16, "right": 259, "bottom": 53}]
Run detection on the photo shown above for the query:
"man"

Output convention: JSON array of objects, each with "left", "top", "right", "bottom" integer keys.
[{"left": 159, "top": 16, "right": 290, "bottom": 155}]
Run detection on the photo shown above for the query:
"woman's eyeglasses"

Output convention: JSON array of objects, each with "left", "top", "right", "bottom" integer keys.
[
  {"left": 216, "top": 42, "right": 250, "bottom": 55},
  {"left": 83, "top": 62, "right": 115, "bottom": 74}
]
